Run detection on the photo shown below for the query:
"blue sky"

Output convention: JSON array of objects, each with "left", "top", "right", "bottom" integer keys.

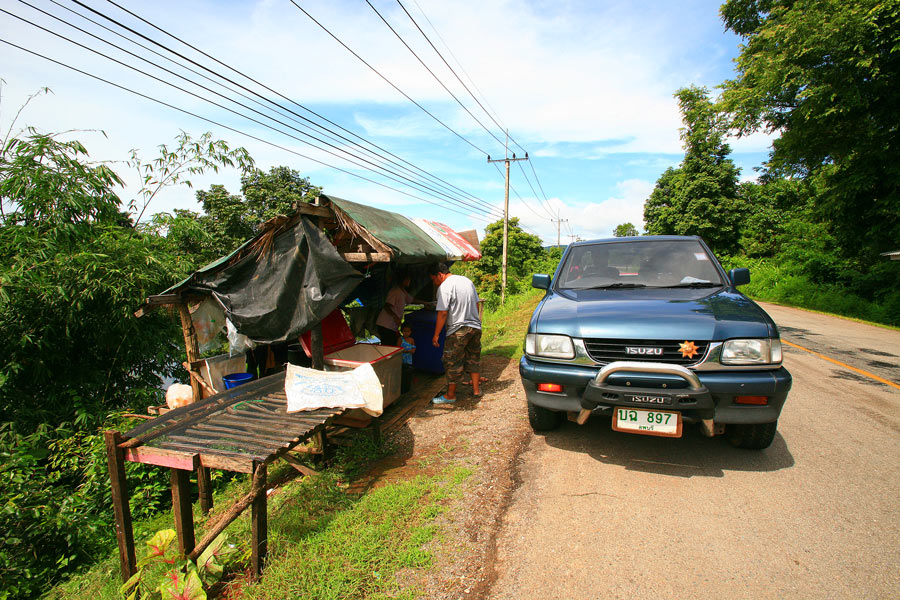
[{"left": 0, "top": 0, "right": 772, "bottom": 244}]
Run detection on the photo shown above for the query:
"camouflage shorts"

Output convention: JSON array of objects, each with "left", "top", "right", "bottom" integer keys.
[{"left": 442, "top": 326, "right": 482, "bottom": 384}]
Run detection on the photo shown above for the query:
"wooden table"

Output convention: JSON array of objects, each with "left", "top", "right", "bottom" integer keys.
[{"left": 106, "top": 371, "right": 343, "bottom": 581}]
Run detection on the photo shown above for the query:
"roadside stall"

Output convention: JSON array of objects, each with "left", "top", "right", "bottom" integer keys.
[{"left": 108, "top": 194, "right": 480, "bottom": 583}]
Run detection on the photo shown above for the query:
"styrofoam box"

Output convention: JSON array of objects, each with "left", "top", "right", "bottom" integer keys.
[{"left": 323, "top": 343, "right": 403, "bottom": 407}]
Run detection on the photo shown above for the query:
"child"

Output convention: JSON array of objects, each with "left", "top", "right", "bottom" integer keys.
[{"left": 400, "top": 323, "right": 416, "bottom": 393}]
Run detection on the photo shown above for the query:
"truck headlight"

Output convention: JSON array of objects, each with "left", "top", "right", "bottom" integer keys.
[
  {"left": 721, "top": 338, "right": 782, "bottom": 365},
  {"left": 525, "top": 334, "right": 575, "bottom": 359}
]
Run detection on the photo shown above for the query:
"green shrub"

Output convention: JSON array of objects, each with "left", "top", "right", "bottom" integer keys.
[
  {"left": 0, "top": 415, "right": 180, "bottom": 599},
  {"left": 725, "top": 256, "right": 900, "bottom": 327}
]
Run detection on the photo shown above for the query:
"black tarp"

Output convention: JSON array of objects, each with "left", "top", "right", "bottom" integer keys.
[{"left": 181, "top": 216, "right": 362, "bottom": 344}]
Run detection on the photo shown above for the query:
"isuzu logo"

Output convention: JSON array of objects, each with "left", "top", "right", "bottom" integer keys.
[
  {"left": 626, "top": 347, "right": 663, "bottom": 356},
  {"left": 629, "top": 395, "right": 667, "bottom": 404}
]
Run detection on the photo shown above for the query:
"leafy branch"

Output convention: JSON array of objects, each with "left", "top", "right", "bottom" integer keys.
[{"left": 128, "top": 131, "right": 255, "bottom": 227}]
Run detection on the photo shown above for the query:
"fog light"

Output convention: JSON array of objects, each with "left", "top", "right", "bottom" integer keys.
[
  {"left": 735, "top": 395, "right": 768, "bottom": 405},
  {"left": 538, "top": 383, "right": 564, "bottom": 393}
]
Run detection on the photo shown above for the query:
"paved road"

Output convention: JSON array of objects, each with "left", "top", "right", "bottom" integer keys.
[{"left": 489, "top": 303, "right": 900, "bottom": 599}]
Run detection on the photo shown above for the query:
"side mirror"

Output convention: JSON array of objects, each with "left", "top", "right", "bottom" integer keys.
[
  {"left": 729, "top": 268, "right": 751, "bottom": 287},
  {"left": 532, "top": 274, "right": 551, "bottom": 290}
]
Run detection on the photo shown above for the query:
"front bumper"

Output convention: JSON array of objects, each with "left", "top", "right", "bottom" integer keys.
[{"left": 519, "top": 356, "right": 792, "bottom": 424}]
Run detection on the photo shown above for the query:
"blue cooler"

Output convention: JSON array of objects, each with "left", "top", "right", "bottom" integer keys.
[{"left": 404, "top": 309, "right": 446, "bottom": 374}]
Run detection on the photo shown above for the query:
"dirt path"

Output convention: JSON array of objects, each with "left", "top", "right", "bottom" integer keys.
[{"left": 364, "top": 354, "right": 531, "bottom": 599}]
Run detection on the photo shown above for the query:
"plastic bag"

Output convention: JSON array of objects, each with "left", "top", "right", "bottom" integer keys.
[
  {"left": 226, "top": 318, "right": 255, "bottom": 356},
  {"left": 166, "top": 383, "right": 194, "bottom": 409},
  {"left": 191, "top": 299, "right": 226, "bottom": 353}
]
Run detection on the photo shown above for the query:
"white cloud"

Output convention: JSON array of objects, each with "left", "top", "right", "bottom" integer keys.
[{"left": 512, "top": 178, "right": 654, "bottom": 244}]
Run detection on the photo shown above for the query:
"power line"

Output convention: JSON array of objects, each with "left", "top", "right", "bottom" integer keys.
[
  {"left": 408, "top": 0, "right": 507, "bottom": 132},
  {"left": 287, "top": 0, "right": 492, "bottom": 157},
  {"left": 515, "top": 160, "right": 556, "bottom": 219},
  {"left": 397, "top": 0, "right": 529, "bottom": 158},
  {"left": 79, "top": 0, "right": 501, "bottom": 215},
  {"left": 396, "top": 0, "right": 510, "bottom": 146},
  {"left": 4, "top": 4, "right": 502, "bottom": 219},
  {"left": 365, "top": 0, "right": 507, "bottom": 151},
  {"left": 528, "top": 157, "right": 551, "bottom": 204},
  {"left": 0, "top": 36, "right": 493, "bottom": 223},
  {"left": 397, "top": 0, "right": 558, "bottom": 219},
  {"left": 47, "top": 0, "right": 481, "bottom": 212}
]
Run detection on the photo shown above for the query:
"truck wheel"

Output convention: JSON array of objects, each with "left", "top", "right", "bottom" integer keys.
[
  {"left": 727, "top": 421, "right": 777, "bottom": 449},
  {"left": 528, "top": 402, "right": 562, "bottom": 432}
]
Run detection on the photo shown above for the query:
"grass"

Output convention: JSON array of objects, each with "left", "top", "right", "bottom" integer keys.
[
  {"left": 46, "top": 434, "right": 471, "bottom": 600},
  {"left": 241, "top": 467, "right": 470, "bottom": 600},
  {"left": 481, "top": 288, "right": 543, "bottom": 358},
  {"left": 733, "top": 259, "right": 900, "bottom": 329}
]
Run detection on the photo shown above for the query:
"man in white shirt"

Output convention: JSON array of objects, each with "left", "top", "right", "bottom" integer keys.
[{"left": 429, "top": 263, "right": 482, "bottom": 404}]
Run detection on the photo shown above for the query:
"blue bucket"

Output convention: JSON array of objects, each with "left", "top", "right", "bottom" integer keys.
[{"left": 222, "top": 372, "right": 254, "bottom": 390}]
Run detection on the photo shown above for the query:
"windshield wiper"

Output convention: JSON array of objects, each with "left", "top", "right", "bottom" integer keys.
[
  {"left": 575, "top": 282, "right": 647, "bottom": 290},
  {"left": 657, "top": 282, "right": 723, "bottom": 288}
]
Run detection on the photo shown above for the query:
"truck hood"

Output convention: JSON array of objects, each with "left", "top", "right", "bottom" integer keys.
[{"left": 532, "top": 287, "right": 773, "bottom": 340}]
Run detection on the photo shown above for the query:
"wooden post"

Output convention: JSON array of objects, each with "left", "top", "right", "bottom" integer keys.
[
  {"left": 250, "top": 462, "right": 268, "bottom": 578},
  {"left": 312, "top": 430, "right": 329, "bottom": 468},
  {"left": 171, "top": 468, "right": 196, "bottom": 555},
  {"left": 310, "top": 322, "right": 324, "bottom": 371},
  {"left": 197, "top": 467, "right": 213, "bottom": 515},
  {"left": 105, "top": 431, "right": 136, "bottom": 582},
  {"left": 187, "top": 462, "right": 268, "bottom": 562},
  {"left": 487, "top": 150, "right": 528, "bottom": 306},
  {"left": 177, "top": 303, "right": 213, "bottom": 515},
  {"left": 177, "top": 302, "right": 202, "bottom": 403}
]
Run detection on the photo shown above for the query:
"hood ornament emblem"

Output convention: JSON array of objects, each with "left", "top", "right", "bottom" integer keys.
[{"left": 679, "top": 340, "right": 699, "bottom": 359}]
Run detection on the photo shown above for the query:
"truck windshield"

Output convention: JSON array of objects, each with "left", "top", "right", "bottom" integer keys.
[{"left": 557, "top": 240, "right": 725, "bottom": 290}]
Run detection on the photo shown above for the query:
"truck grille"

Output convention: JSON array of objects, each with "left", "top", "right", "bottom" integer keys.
[{"left": 582, "top": 339, "right": 709, "bottom": 365}]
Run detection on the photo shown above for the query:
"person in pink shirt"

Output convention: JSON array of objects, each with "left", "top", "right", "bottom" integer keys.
[{"left": 376, "top": 272, "right": 427, "bottom": 346}]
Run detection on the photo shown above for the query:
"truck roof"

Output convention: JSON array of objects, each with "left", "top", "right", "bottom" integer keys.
[{"left": 570, "top": 235, "right": 702, "bottom": 246}]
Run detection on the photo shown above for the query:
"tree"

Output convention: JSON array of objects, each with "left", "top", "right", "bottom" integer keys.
[
  {"left": 451, "top": 217, "right": 550, "bottom": 307},
  {"left": 719, "top": 0, "right": 900, "bottom": 260},
  {"left": 185, "top": 167, "right": 323, "bottom": 257},
  {"left": 736, "top": 177, "right": 809, "bottom": 258},
  {"left": 613, "top": 222, "right": 639, "bottom": 237},
  {"left": 479, "top": 217, "right": 545, "bottom": 279},
  {"left": 1, "top": 129, "right": 123, "bottom": 229},
  {"left": 128, "top": 131, "right": 254, "bottom": 225},
  {"left": 240, "top": 165, "right": 321, "bottom": 218},
  {"left": 643, "top": 86, "right": 745, "bottom": 253},
  {"left": 0, "top": 130, "right": 186, "bottom": 431},
  {"left": 141, "top": 208, "right": 220, "bottom": 265},
  {"left": 196, "top": 183, "right": 253, "bottom": 253}
]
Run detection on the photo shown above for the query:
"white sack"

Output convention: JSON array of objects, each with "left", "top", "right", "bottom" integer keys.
[{"left": 285, "top": 362, "right": 384, "bottom": 416}]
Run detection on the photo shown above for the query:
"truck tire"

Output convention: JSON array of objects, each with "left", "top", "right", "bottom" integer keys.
[
  {"left": 528, "top": 401, "right": 562, "bottom": 432},
  {"left": 727, "top": 421, "right": 777, "bottom": 449}
]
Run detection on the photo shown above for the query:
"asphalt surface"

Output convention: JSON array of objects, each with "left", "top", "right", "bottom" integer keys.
[{"left": 488, "top": 302, "right": 900, "bottom": 599}]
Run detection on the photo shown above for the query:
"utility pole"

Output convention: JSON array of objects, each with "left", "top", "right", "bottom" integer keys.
[
  {"left": 552, "top": 216, "right": 568, "bottom": 248},
  {"left": 487, "top": 145, "right": 528, "bottom": 305},
  {"left": 568, "top": 233, "right": 580, "bottom": 243}
]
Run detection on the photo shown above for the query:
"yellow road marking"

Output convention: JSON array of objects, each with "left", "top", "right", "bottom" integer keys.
[{"left": 782, "top": 339, "right": 900, "bottom": 391}]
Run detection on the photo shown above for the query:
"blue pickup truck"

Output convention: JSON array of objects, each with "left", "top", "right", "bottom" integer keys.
[{"left": 519, "top": 236, "right": 791, "bottom": 449}]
